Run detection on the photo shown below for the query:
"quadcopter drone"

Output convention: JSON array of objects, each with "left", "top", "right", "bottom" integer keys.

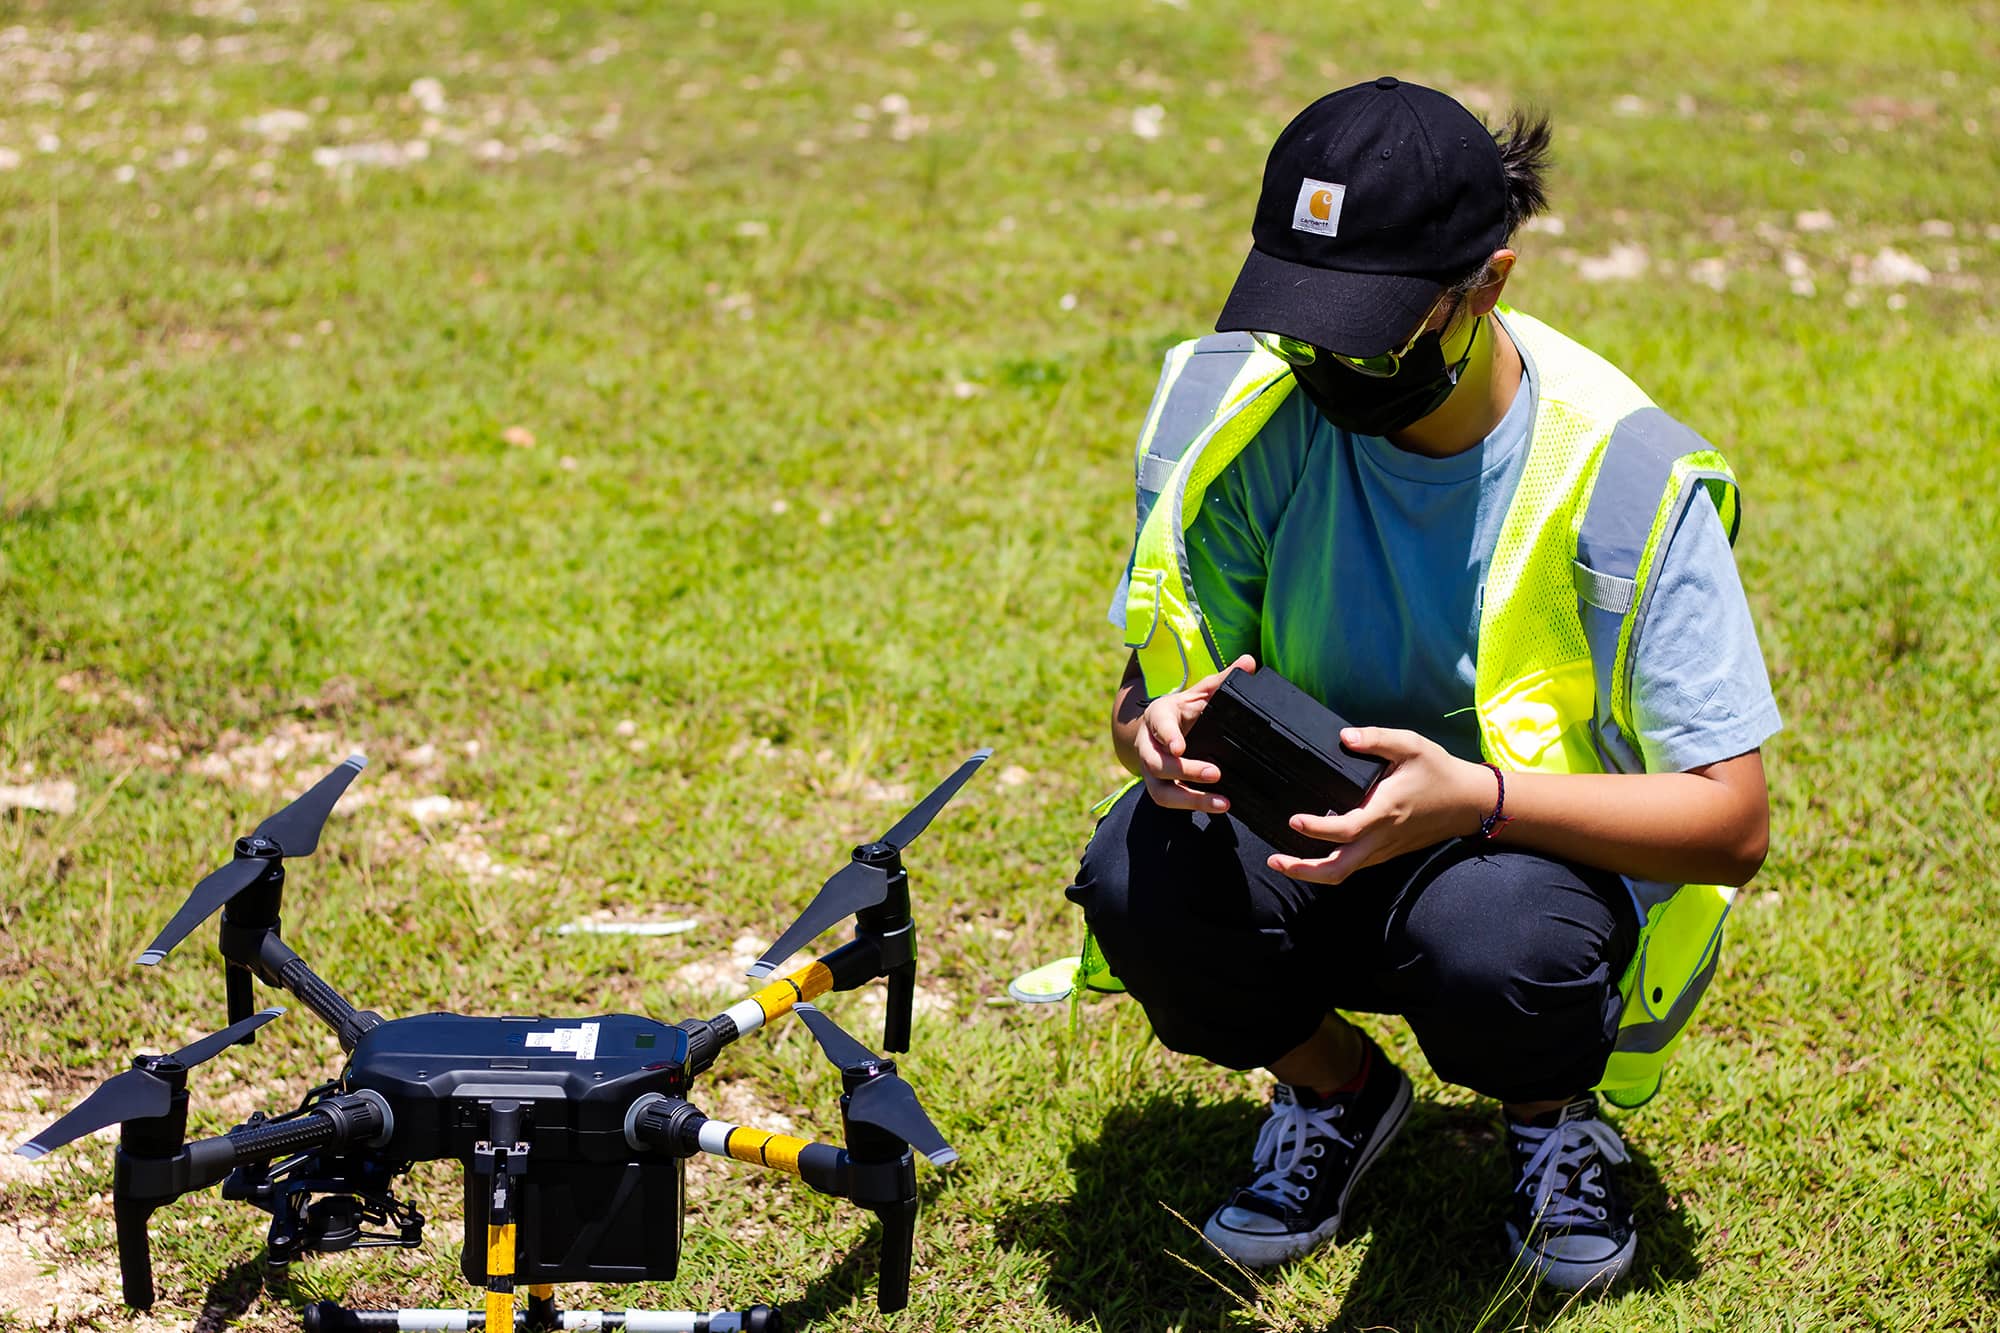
[{"left": 15, "top": 748, "right": 991, "bottom": 1332}]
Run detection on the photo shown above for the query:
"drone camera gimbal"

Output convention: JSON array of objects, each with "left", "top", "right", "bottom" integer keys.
[{"left": 17, "top": 748, "right": 991, "bottom": 1331}]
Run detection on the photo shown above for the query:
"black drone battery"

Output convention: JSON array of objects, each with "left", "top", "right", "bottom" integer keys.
[{"left": 1179, "top": 667, "right": 1388, "bottom": 859}]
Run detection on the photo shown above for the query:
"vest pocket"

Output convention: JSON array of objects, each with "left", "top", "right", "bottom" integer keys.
[{"left": 1478, "top": 658, "right": 1597, "bottom": 773}]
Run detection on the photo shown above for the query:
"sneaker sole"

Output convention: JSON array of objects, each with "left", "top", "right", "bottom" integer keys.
[
  {"left": 1202, "top": 1069, "right": 1414, "bottom": 1269},
  {"left": 1504, "top": 1223, "right": 1638, "bottom": 1293}
]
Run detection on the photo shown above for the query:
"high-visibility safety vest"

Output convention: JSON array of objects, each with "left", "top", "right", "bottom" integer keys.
[{"left": 1096, "top": 306, "right": 1745, "bottom": 1108}]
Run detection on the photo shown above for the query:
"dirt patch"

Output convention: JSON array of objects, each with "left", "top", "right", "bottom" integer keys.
[
  {"left": 671, "top": 933, "right": 776, "bottom": 1001},
  {"left": 0, "top": 1077, "right": 169, "bottom": 1327}
]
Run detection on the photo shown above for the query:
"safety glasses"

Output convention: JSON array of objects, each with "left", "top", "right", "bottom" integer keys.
[{"left": 1253, "top": 290, "right": 1455, "bottom": 379}]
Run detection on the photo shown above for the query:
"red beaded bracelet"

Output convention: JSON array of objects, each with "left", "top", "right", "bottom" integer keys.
[{"left": 1478, "top": 762, "right": 1513, "bottom": 840}]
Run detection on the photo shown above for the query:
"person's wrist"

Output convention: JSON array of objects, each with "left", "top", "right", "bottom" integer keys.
[
  {"left": 1473, "top": 760, "right": 1513, "bottom": 840},
  {"left": 1454, "top": 758, "right": 1491, "bottom": 838}
]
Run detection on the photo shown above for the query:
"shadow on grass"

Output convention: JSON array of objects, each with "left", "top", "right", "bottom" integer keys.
[
  {"left": 995, "top": 1092, "right": 1703, "bottom": 1332},
  {"left": 993, "top": 1091, "right": 1260, "bottom": 1332},
  {"left": 191, "top": 1255, "right": 266, "bottom": 1332}
]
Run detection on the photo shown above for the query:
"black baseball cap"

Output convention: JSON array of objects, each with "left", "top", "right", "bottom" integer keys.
[{"left": 1215, "top": 77, "right": 1507, "bottom": 358}]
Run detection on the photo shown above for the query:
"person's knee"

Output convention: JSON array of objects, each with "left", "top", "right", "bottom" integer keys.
[
  {"left": 1066, "top": 787, "right": 1142, "bottom": 941},
  {"left": 1398, "top": 849, "right": 1631, "bottom": 1098},
  {"left": 1066, "top": 788, "right": 1294, "bottom": 987}
]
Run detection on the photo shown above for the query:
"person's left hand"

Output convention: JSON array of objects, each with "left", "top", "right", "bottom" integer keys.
[{"left": 1269, "top": 727, "right": 1493, "bottom": 884}]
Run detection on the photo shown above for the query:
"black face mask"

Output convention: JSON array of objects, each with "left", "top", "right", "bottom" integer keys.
[{"left": 1292, "top": 317, "right": 1481, "bottom": 438}]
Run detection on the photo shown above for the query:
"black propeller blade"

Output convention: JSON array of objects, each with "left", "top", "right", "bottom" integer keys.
[
  {"left": 251, "top": 756, "right": 365, "bottom": 858},
  {"left": 14, "top": 1007, "right": 286, "bottom": 1160},
  {"left": 748, "top": 749, "right": 990, "bottom": 979},
  {"left": 877, "top": 750, "right": 992, "bottom": 854},
  {"left": 747, "top": 860, "right": 889, "bottom": 982},
  {"left": 137, "top": 755, "right": 366, "bottom": 968},
  {"left": 795, "top": 1003, "right": 957, "bottom": 1167}
]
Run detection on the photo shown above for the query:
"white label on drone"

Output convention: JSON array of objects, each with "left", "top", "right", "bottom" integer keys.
[{"left": 526, "top": 1022, "right": 600, "bottom": 1061}]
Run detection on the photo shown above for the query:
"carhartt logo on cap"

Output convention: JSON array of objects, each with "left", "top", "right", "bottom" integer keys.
[{"left": 1292, "top": 177, "right": 1344, "bottom": 237}]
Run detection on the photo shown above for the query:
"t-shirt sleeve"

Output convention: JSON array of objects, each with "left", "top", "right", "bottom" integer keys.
[{"left": 1628, "top": 489, "right": 1783, "bottom": 773}]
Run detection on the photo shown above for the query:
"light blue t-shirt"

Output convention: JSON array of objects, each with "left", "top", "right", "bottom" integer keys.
[{"left": 1109, "top": 315, "right": 1781, "bottom": 774}]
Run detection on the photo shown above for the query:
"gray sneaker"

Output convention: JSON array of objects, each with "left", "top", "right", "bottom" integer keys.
[
  {"left": 1503, "top": 1096, "right": 1637, "bottom": 1292},
  {"left": 1201, "top": 1041, "right": 1412, "bottom": 1268}
]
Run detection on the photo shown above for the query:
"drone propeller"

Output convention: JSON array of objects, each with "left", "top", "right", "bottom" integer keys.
[
  {"left": 795, "top": 1003, "right": 956, "bottom": 1167},
  {"left": 15, "top": 1007, "right": 286, "bottom": 1160},
  {"left": 748, "top": 749, "right": 990, "bottom": 979},
  {"left": 137, "top": 755, "right": 366, "bottom": 968}
]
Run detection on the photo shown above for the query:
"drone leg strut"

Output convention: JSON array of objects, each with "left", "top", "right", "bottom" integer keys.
[
  {"left": 473, "top": 1101, "right": 530, "bottom": 1333},
  {"left": 483, "top": 1203, "right": 516, "bottom": 1333}
]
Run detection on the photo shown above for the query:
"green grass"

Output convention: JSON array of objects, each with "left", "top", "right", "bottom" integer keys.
[{"left": 2, "top": 1, "right": 1996, "bottom": 1329}]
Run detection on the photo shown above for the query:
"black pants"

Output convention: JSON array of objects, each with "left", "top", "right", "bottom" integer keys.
[{"left": 1067, "top": 785, "right": 1640, "bottom": 1104}]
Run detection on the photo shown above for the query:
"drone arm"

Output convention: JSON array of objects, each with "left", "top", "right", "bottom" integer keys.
[
  {"left": 680, "top": 939, "right": 887, "bottom": 1075},
  {"left": 625, "top": 1094, "right": 848, "bottom": 1190},
  {"left": 110, "top": 1090, "right": 393, "bottom": 1308},
  {"left": 123, "top": 1090, "right": 395, "bottom": 1204},
  {"left": 249, "top": 933, "right": 384, "bottom": 1052},
  {"left": 624, "top": 1095, "right": 918, "bottom": 1312}
]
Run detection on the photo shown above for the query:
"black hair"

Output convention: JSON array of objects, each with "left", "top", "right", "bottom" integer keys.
[{"left": 1447, "top": 108, "right": 1554, "bottom": 301}]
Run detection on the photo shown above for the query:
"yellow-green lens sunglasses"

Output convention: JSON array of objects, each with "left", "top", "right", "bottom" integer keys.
[{"left": 1253, "top": 291, "right": 1454, "bottom": 379}]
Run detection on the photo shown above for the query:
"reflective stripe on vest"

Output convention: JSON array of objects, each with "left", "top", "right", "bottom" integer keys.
[
  {"left": 1109, "top": 308, "right": 1745, "bottom": 1108},
  {"left": 1122, "top": 338, "right": 1295, "bottom": 695}
]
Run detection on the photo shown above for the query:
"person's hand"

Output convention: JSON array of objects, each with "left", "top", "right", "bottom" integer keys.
[
  {"left": 1133, "top": 655, "right": 1258, "bottom": 812},
  {"left": 1270, "top": 727, "right": 1492, "bottom": 883}
]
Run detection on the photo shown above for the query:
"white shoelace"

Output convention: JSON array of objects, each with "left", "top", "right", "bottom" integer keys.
[
  {"left": 1242, "top": 1088, "right": 1356, "bottom": 1208},
  {"left": 1510, "top": 1114, "right": 1630, "bottom": 1229}
]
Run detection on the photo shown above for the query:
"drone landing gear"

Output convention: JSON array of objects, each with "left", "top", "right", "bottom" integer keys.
[
  {"left": 300, "top": 1300, "right": 782, "bottom": 1330},
  {"left": 303, "top": 1102, "right": 786, "bottom": 1332}
]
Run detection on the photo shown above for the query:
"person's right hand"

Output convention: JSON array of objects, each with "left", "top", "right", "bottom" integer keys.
[{"left": 1134, "top": 655, "right": 1256, "bottom": 812}]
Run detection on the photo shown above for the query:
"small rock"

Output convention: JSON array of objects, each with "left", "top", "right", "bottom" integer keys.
[
  {"left": 1574, "top": 243, "right": 1649, "bottom": 282},
  {"left": 1794, "top": 209, "right": 1838, "bottom": 233},
  {"left": 405, "top": 795, "right": 454, "bottom": 823},
  {"left": 1860, "top": 247, "right": 1930, "bottom": 286},
  {"left": 502, "top": 425, "right": 536, "bottom": 448},
  {"left": 409, "top": 77, "right": 447, "bottom": 115},
  {"left": 245, "top": 108, "right": 311, "bottom": 140}
]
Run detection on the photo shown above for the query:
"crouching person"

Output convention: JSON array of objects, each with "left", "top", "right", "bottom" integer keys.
[{"left": 1068, "top": 78, "right": 1778, "bottom": 1291}]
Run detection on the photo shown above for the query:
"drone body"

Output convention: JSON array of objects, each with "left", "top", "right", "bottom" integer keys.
[{"left": 16, "top": 750, "right": 990, "bottom": 1332}]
